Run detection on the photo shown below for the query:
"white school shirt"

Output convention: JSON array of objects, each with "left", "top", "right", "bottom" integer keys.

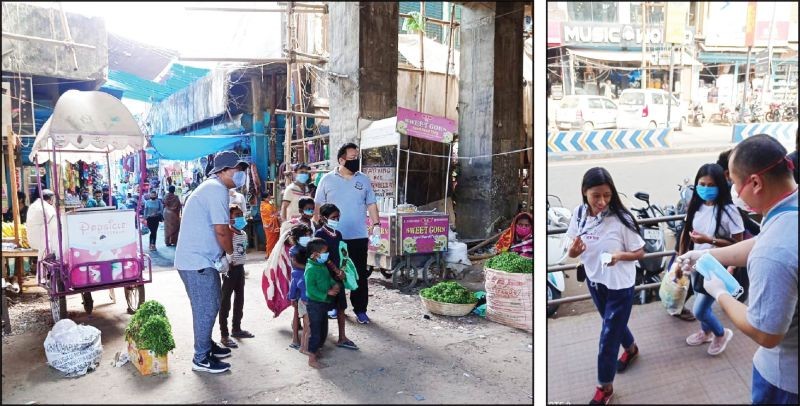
[
  {"left": 690, "top": 203, "right": 744, "bottom": 251},
  {"left": 566, "top": 205, "right": 645, "bottom": 290}
]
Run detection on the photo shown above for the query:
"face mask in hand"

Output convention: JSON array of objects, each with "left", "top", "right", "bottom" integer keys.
[
  {"left": 316, "top": 252, "right": 329, "bottom": 264},
  {"left": 233, "top": 171, "right": 247, "bottom": 188},
  {"left": 233, "top": 216, "right": 247, "bottom": 230}
]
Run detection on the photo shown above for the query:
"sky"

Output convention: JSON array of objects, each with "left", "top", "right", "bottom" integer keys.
[{"left": 22, "top": 2, "right": 286, "bottom": 69}]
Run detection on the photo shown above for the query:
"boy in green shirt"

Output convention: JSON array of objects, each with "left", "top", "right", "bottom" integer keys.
[{"left": 304, "top": 238, "right": 340, "bottom": 369}]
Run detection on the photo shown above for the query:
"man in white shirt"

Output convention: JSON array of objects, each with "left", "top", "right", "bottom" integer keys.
[
  {"left": 26, "top": 189, "right": 58, "bottom": 260},
  {"left": 229, "top": 189, "right": 247, "bottom": 217}
]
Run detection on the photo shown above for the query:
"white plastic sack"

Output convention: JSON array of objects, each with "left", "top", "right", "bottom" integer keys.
[
  {"left": 659, "top": 265, "right": 690, "bottom": 316},
  {"left": 43, "top": 319, "right": 103, "bottom": 377}
]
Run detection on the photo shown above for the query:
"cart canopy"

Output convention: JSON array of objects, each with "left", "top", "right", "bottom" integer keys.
[{"left": 29, "top": 90, "right": 146, "bottom": 164}]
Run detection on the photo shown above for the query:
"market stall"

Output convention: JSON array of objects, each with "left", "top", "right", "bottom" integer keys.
[{"left": 360, "top": 107, "right": 461, "bottom": 290}]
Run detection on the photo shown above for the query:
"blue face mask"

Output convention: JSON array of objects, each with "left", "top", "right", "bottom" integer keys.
[
  {"left": 327, "top": 219, "right": 339, "bottom": 230},
  {"left": 296, "top": 173, "right": 310, "bottom": 184},
  {"left": 695, "top": 185, "right": 719, "bottom": 202},
  {"left": 233, "top": 171, "right": 247, "bottom": 188},
  {"left": 233, "top": 216, "right": 247, "bottom": 230},
  {"left": 298, "top": 236, "right": 311, "bottom": 247},
  {"left": 303, "top": 209, "right": 314, "bottom": 216},
  {"left": 316, "top": 252, "right": 329, "bottom": 264}
]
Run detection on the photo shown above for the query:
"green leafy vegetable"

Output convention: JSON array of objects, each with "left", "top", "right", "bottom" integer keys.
[
  {"left": 125, "top": 300, "right": 175, "bottom": 357},
  {"left": 486, "top": 252, "right": 532, "bottom": 273},
  {"left": 421, "top": 281, "right": 477, "bottom": 304},
  {"left": 136, "top": 315, "right": 176, "bottom": 357}
]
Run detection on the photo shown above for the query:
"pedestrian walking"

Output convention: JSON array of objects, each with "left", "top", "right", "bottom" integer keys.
[
  {"left": 304, "top": 237, "right": 340, "bottom": 369},
  {"left": 314, "top": 143, "right": 381, "bottom": 325},
  {"left": 143, "top": 190, "right": 164, "bottom": 251},
  {"left": 219, "top": 205, "right": 255, "bottom": 348},
  {"left": 175, "top": 150, "right": 249, "bottom": 374},
  {"left": 678, "top": 163, "right": 742, "bottom": 353},
  {"left": 566, "top": 167, "right": 645, "bottom": 405},
  {"left": 678, "top": 134, "right": 798, "bottom": 404},
  {"left": 163, "top": 185, "right": 182, "bottom": 247}
]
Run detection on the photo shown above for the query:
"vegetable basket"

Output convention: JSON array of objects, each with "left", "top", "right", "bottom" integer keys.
[{"left": 419, "top": 293, "right": 476, "bottom": 317}]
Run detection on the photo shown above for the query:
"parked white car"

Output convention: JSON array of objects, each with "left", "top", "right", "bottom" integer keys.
[
  {"left": 555, "top": 95, "right": 618, "bottom": 131},
  {"left": 616, "top": 89, "right": 687, "bottom": 131}
]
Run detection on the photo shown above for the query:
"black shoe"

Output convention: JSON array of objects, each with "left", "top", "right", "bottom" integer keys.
[
  {"left": 192, "top": 355, "right": 230, "bottom": 373},
  {"left": 210, "top": 341, "right": 232, "bottom": 359}
]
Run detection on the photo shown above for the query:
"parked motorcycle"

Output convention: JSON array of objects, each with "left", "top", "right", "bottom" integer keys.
[
  {"left": 546, "top": 195, "right": 569, "bottom": 318},
  {"left": 718, "top": 103, "right": 734, "bottom": 125},
  {"left": 689, "top": 102, "right": 705, "bottom": 127},
  {"left": 628, "top": 191, "right": 669, "bottom": 305},
  {"left": 782, "top": 101, "right": 797, "bottom": 122},
  {"left": 765, "top": 102, "right": 783, "bottom": 122},
  {"left": 749, "top": 103, "right": 765, "bottom": 123}
]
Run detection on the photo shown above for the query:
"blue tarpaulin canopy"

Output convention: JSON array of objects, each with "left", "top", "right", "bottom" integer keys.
[{"left": 149, "top": 134, "right": 248, "bottom": 161}]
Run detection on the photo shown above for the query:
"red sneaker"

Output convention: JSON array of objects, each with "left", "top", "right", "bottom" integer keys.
[
  {"left": 617, "top": 345, "right": 639, "bottom": 373},
  {"left": 589, "top": 386, "right": 613, "bottom": 404}
]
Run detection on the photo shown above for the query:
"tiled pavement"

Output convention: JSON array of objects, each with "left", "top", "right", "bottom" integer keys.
[{"left": 547, "top": 297, "right": 758, "bottom": 404}]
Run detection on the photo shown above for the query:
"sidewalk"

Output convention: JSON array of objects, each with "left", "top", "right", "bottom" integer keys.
[{"left": 547, "top": 299, "right": 757, "bottom": 404}]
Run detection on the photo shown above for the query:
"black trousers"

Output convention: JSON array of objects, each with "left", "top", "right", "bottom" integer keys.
[
  {"left": 306, "top": 299, "right": 329, "bottom": 353},
  {"left": 344, "top": 238, "right": 369, "bottom": 313},
  {"left": 219, "top": 264, "right": 245, "bottom": 336},
  {"left": 147, "top": 217, "right": 160, "bottom": 245}
]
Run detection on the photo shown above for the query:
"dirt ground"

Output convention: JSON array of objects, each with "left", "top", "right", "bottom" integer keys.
[{"left": 2, "top": 252, "right": 532, "bottom": 404}]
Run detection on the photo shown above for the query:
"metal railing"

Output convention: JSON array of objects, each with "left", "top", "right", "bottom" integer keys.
[{"left": 547, "top": 214, "right": 684, "bottom": 306}]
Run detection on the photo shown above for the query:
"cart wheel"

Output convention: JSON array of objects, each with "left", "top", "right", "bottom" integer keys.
[
  {"left": 422, "top": 257, "right": 448, "bottom": 286},
  {"left": 81, "top": 292, "right": 94, "bottom": 314},
  {"left": 50, "top": 277, "right": 67, "bottom": 323},
  {"left": 391, "top": 261, "right": 419, "bottom": 291},
  {"left": 125, "top": 285, "right": 145, "bottom": 314},
  {"left": 380, "top": 268, "right": 393, "bottom": 279}
]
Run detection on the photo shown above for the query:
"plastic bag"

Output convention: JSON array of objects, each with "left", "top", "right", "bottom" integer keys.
[
  {"left": 659, "top": 265, "right": 689, "bottom": 315},
  {"left": 43, "top": 319, "right": 103, "bottom": 377},
  {"left": 339, "top": 241, "right": 359, "bottom": 291}
]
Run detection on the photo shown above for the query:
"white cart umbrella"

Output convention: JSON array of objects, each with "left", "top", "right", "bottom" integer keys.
[{"left": 29, "top": 90, "right": 146, "bottom": 164}]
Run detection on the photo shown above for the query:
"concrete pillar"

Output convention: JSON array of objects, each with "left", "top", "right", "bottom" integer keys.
[
  {"left": 456, "top": 2, "right": 525, "bottom": 239},
  {"left": 328, "top": 2, "right": 398, "bottom": 159}
]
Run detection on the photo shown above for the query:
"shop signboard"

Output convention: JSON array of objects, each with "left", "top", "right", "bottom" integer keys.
[
  {"left": 396, "top": 107, "right": 456, "bottom": 144},
  {"left": 705, "top": 2, "right": 790, "bottom": 47},
  {"left": 67, "top": 210, "right": 140, "bottom": 287},
  {"left": 362, "top": 166, "right": 396, "bottom": 199},
  {"left": 664, "top": 3, "right": 690, "bottom": 45},
  {"left": 561, "top": 22, "right": 693, "bottom": 47},
  {"left": 400, "top": 215, "right": 448, "bottom": 254}
]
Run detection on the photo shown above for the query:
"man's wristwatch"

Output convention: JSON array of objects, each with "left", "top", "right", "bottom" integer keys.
[{"left": 711, "top": 238, "right": 717, "bottom": 246}]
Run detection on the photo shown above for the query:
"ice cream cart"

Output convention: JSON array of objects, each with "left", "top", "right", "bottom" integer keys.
[
  {"left": 28, "top": 90, "right": 152, "bottom": 322},
  {"left": 360, "top": 108, "right": 457, "bottom": 291}
]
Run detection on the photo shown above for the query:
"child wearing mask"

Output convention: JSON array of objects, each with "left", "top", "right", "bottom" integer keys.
[
  {"left": 304, "top": 237, "right": 341, "bottom": 369},
  {"left": 315, "top": 203, "right": 358, "bottom": 349},
  {"left": 219, "top": 205, "right": 255, "bottom": 348},
  {"left": 288, "top": 223, "right": 313, "bottom": 353}
]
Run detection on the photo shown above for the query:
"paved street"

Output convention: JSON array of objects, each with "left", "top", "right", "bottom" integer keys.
[{"left": 547, "top": 300, "right": 757, "bottom": 404}]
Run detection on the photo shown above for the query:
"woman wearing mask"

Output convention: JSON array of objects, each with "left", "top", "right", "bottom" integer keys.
[
  {"left": 678, "top": 163, "right": 742, "bottom": 355},
  {"left": 143, "top": 190, "right": 164, "bottom": 251},
  {"left": 566, "top": 167, "right": 645, "bottom": 405},
  {"left": 163, "top": 185, "right": 183, "bottom": 247},
  {"left": 494, "top": 212, "right": 533, "bottom": 258}
]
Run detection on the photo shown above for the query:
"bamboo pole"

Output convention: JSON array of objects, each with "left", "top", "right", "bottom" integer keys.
[
  {"left": 399, "top": 13, "right": 460, "bottom": 27},
  {"left": 443, "top": 3, "right": 456, "bottom": 117},
  {"left": 185, "top": 6, "right": 325, "bottom": 13},
  {"left": 179, "top": 56, "right": 323, "bottom": 64},
  {"left": 284, "top": 1, "right": 295, "bottom": 173},
  {"left": 418, "top": 2, "right": 426, "bottom": 111},
  {"left": 274, "top": 109, "right": 329, "bottom": 119},
  {"left": 5, "top": 131, "right": 21, "bottom": 246},
  {"left": 1, "top": 32, "right": 96, "bottom": 49}
]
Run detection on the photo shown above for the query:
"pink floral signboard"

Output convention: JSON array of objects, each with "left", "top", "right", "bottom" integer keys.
[
  {"left": 400, "top": 215, "right": 449, "bottom": 254},
  {"left": 396, "top": 107, "right": 456, "bottom": 143},
  {"left": 67, "top": 210, "right": 140, "bottom": 287}
]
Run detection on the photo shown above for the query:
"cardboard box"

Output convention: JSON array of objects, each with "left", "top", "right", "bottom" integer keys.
[{"left": 127, "top": 339, "right": 168, "bottom": 375}]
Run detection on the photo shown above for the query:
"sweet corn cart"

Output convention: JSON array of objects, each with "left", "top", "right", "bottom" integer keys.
[
  {"left": 29, "top": 90, "right": 152, "bottom": 322},
  {"left": 360, "top": 107, "right": 457, "bottom": 291}
]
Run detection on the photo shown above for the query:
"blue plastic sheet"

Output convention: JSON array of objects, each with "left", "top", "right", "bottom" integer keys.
[{"left": 150, "top": 134, "right": 247, "bottom": 161}]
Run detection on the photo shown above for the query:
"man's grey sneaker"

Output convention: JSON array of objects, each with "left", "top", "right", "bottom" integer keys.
[
  {"left": 192, "top": 355, "right": 231, "bottom": 373},
  {"left": 210, "top": 341, "right": 232, "bottom": 358}
]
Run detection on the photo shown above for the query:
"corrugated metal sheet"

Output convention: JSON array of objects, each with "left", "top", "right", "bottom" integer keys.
[
  {"left": 105, "top": 64, "right": 210, "bottom": 103},
  {"left": 145, "top": 69, "right": 229, "bottom": 135}
]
